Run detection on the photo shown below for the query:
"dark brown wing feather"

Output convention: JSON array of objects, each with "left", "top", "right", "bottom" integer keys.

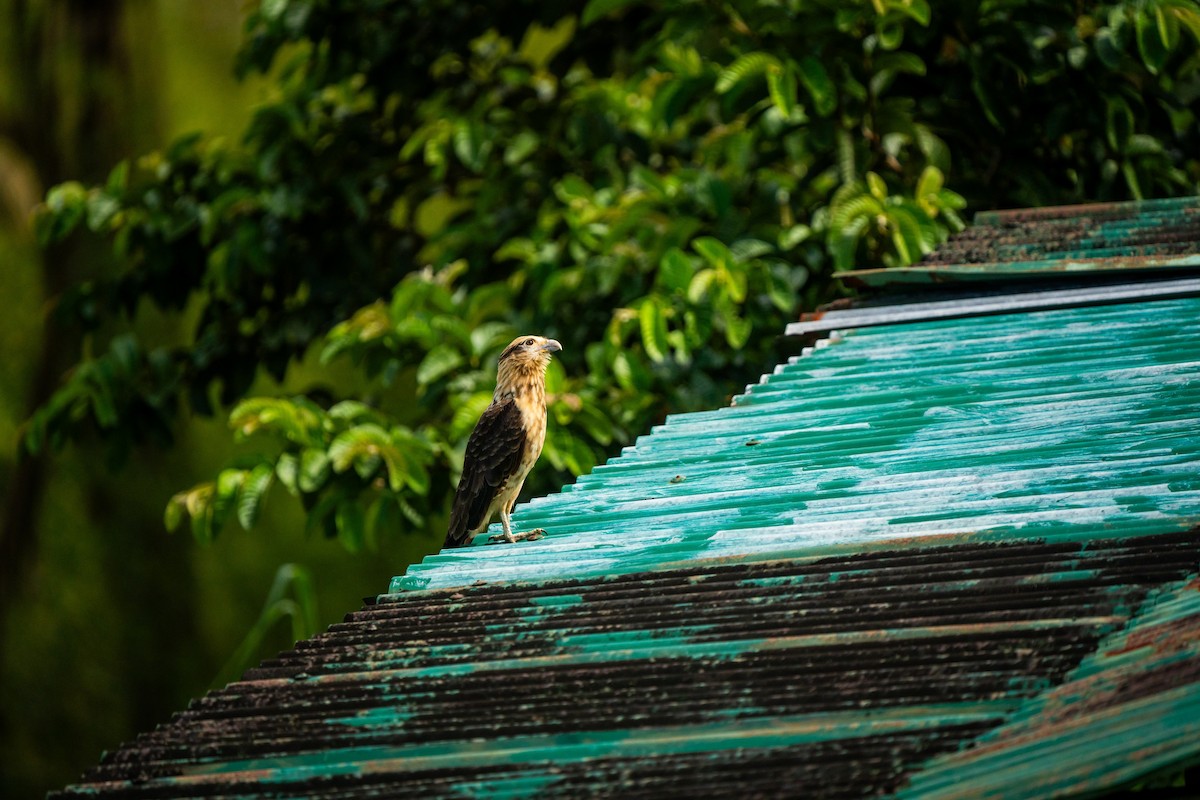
[{"left": 443, "top": 399, "right": 526, "bottom": 548}]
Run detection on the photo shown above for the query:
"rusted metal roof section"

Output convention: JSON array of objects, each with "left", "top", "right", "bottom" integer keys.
[
  {"left": 841, "top": 196, "right": 1200, "bottom": 287},
  {"left": 49, "top": 532, "right": 1200, "bottom": 799},
  {"left": 895, "top": 577, "right": 1200, "bottom": 799}
]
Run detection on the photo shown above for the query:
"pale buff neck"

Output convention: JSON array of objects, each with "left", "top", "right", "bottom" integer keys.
[{"left": 495, "top": 358, "right": 549, "bottom": 403}]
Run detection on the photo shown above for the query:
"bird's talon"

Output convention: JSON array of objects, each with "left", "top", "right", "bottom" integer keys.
[{"left": 486, "top": 529, "right": 545, "bottom": 545}]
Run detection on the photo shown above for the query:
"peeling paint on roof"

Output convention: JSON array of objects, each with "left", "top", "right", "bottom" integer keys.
[
  {"left": 895, "top": 577, "right": 1200, "bottom": 798},
  {"left": 49, "top": 531, "right": 1200, "bottom": 798},
  {"left": 842, "top": 196, "right": 1200, "bottom": 287}
]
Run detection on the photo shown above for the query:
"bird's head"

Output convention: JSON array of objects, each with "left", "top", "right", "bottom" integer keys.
[{"left": 497, "top": 335, "right": 562, "bottom": 375}]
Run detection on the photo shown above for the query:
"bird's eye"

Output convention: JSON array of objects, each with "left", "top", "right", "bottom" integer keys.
[{"left": 524, "top": 338, "right": 535, "bottom": 346}]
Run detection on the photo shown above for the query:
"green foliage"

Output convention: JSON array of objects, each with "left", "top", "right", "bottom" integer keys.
[
  {"left": 27, "top": 0, "right": 1200, "bottom": 548},
  {"left": 211, "top": 563, "right": 320, "bottom": 687}
]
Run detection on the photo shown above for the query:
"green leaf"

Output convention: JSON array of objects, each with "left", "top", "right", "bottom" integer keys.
[
  {"left": 504, "top": 131, "right": 541, "bottom": 166},
  {"left": 164, "top": 493, "right": 186, "bottom": 532},
  {"left": 336, "top": 501, "right": 366, "bottom": 554},
  {"left": 213, "top": 469, "right": 246, "bottom": 531},
  {"left": 237, "top": 463, "right": 274, "bottom": 530},
  {"left": 831, "top": 192, "right": 884, "bottom": 232},
  {"left": 451, "top": 392, "right": 494, "bottom": 439},
  {"left": 639, "top": 299, "right": 670, "bottom": 363},
  {"left": 692, "top": 237, "right": 733, "bottom": 270},
  {"left": 897, "top": 0, "right": 931, "bottom": 26},
  {"left": 779, "top": 225, "right": 812, "bottom": 250},
  {"left": 832, "top": 215, "right": 871, "bottom": 271},
  {"left": 392, "top": 436, "right": 431, "bottom": 494},
  {"left": 766, "top": 64, "right": 798, "bottom": 118},
  {"left": 729, "top": 239, "right": 774, "bottom": 262},
  {"left": 1122, "top": 160, "right": 1144, "bottom": 199},
  {"left": 1105, "top": 96, "right": 1135, "bottom": 151},
  {"left": 796, "top": 56, "right": 836, "bottom": 117},
  {"left": 304, "top": 492, "right": 341, "bottom": 540},
  {"left": 715, "top": 52, "right": 780, "bottom": 94},
  {"left": 581, "top": 0, "right": 638, "bottom": 26},
  {"left": 611, "top": 350, "right": 650, "bottom": 392},
  {"left": 687, "top": 268, "right": 717, "bottom": 303},
  {"left": 971, "top": 78, "right": 1004, "bottom": 130},
  {"left": 328, "top": 424, "right": 389, "bottom": 474},
  {"left": 416, "top": 345, "right": 465, "bottom": 386},
  {"left": 453, "top": 120, "right": 492, "bottom": 173},
  {"left": 298, "top": 448, "right": 331, "bottom": 493},
  {"left": 659, "top": 248, "right": 694, "bottom": 293},
  {"left": 725, "top": 315, "right": 752, "bottom": 349},
  {"left": 470, "top": 322, "right": 515, "bottom": 356},
  {"left": 518, "top": 16, "right": 576, "bottom": 70},
  {"left": 866, "top": 172, "right": 888, "bottom": 201},
  {"left": 888, "top": 205, "right": 926, "bottom": 264},
  {"left": 916, "top": 165, "right": 944, "bottom": 214},
  {"left": 328, "top": 400, "right": 378, "bottom": 422},
  {"left": 836, "top": 128, "right": 856, "bottom": 183},
  {"left": 1156, "top": 3, "right": 1181, "bottom": 51},
  {"left": 276, "top": 452, "right": 300, "bottom": 495},
  {"left": 876, "top": 51, "right": 927, "bottom": 77},
  {"left": 1136, "top": 8, "right": 1169, "bottom": 73},
  {"left": 1172, "top": 5, "right": 1200, "bottom": 43},
  {"left": 105, "top": 160, "right": 130, "bottom": 193}
]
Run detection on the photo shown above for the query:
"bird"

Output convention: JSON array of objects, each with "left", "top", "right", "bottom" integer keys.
[{"left": 443, "top": 335, "right": 562, "bottom": 548}]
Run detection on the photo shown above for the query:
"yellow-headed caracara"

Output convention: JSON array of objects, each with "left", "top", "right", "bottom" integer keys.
[{"left": 443, "top": 335, "right": 562, "bottom": 548}]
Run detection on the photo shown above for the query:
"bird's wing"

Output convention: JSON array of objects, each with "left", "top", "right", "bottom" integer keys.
[{"left": 443, "top": 398, "right": 527, "bottom": 548}]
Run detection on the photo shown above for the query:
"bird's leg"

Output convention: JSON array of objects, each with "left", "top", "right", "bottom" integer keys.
[{"left": 487, "top": 502, "right": 546, "bottom": 544}]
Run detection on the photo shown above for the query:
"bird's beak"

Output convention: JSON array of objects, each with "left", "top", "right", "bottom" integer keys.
[{"left": 542, "top": 339, "right": 562, "bottom": 353}]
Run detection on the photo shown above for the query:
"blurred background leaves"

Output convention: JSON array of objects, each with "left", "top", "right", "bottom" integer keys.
[{"left": 1, "top": 0, "right": 1197, "bottom": 796}]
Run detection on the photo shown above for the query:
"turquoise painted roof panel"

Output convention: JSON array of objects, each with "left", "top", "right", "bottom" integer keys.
[{"left": 393, "top": 295, "right": 1200, "bottom": 593}]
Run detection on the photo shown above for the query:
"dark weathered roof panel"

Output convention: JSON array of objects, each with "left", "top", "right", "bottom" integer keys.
[
  {"left": 53, "top": 532, "right": 1200, "bottom": 799},
  {"left": 840, "top": 196, "right": 1200, "bottom": 287}
]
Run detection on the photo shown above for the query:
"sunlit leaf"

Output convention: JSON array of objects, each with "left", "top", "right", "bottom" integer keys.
[
  {"left": 715, "top": 52, "right": 780, "bottom": 94},
  {"left": 639, "top": 299, "right": 670, "bottom": 363},
  {"left": 237, "top": 463, "right": 274, "bottom": 530},
  {"left": 298, "top": 448, "right": 331, "bottom": 493},
  {"left": 692, "top": 237, "right": 733, "bottom": 270},
  {"left": 766, "top": 64, "right": 798, "bottom": 118},
  {"left": 416, "top": 345, "right": 465, "bottom": 387}
]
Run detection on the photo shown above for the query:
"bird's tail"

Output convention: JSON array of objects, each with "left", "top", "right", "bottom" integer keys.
[{"left": 442, "top": 509, "right": 471, "bottom": 549}]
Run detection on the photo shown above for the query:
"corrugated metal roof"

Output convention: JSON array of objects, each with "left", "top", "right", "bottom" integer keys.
[
  {"left": 395, "top": 295, "right": 1200, "bottom": 593},
  {"left": 896, "top": 577, "right": 1200, "bottom": 798},
  {"left": 786, "top": 276, "right": 1200, "bottom": 339},
  {"left": 841, "top": 196, "right": 1200, "bottom": 287},
  {"left": 52, "top": 289, "right": 1200, "bottom": 800},
  {"left": 50, "top": 197, "right": 1200, "bottom": 799},
  {"left": 50, "top": 532, "right": 1200, "bottom": 798}
]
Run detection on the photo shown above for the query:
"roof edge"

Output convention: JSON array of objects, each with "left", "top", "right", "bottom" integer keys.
[{"left": 786, "top": 276, "right": 1200, "bottom": 339}]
